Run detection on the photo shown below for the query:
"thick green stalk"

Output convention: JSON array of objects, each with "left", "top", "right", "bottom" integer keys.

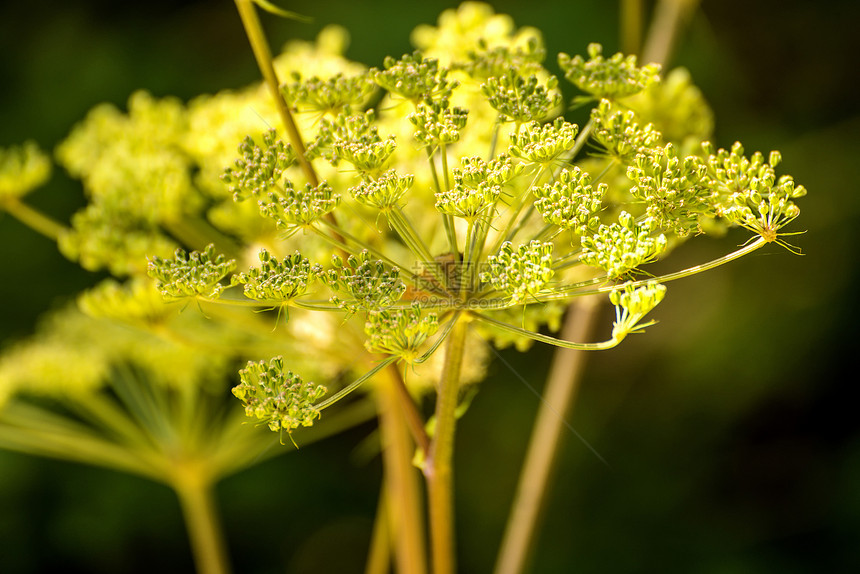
[
  {"left": 378, "top": 367, "right": 428, "bottom": 574},
  {"left": 492, "top": 298, "right": 600, "bottom": 574},
  {"left": 173, "top": 467, "right": 232, "bottom": 574},
  {"left": 425, "top": 316, "right": 468, "bottom": 574}
]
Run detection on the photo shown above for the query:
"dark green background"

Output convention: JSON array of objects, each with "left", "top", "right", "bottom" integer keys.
[{"left": 1, "top": 1, "right": 858, "bottom": 572}]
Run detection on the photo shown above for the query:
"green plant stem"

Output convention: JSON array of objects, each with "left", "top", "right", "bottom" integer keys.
[
  {"left": 470, "top": 310, "right": 619, "bottom": 351},
  {"left": 234, "top": 0, "right": 347, "bottom": 252},
  {"left": 425, "top": 316, "right": 468, "bottom": 574},
  {"left": 378, "top": 367, "right": 428, "bottom": 574},
  {"left": 487, "top": 168, "right": 545, "bottom": 258},
  {"left": 163, "top": 218, "right": 242, "bottom": 259},
  {"left": 315, "top": 356, "right": 399, "bottom": 411},
  {"left": 543, "top": 236, "right": 768, "bottom": 301},
  {"left": 1, "top": 197, "right": 66, "bottom": 241},
  {"left": 172, "top": 468, "right": 232, "bottom": 574},
  {"left": 641, "top": 0, "right": 700, "bottom": 66},
  {"left": 621, "top": 0, "right": 643, "bottom": 55},
  {"left": 492, "top": 297, "right": 600, "bottom": 574},
  {"left": 390, "top": 207, "right": 436, "bottom": 264},
  {"left": 426, "top": 147, "right": 458, "bottom": 256},
  {"left": 388, "top": 365, "right": 431, "bottom": 455},
  {"left": 365, "top": 485, "right": 392, "bottom": 574},
  {"left": 233, "top": 0, "right": 317, "bottom": 187}
]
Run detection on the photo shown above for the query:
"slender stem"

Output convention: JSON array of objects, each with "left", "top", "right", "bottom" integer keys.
[
  {"left": 641, "top": 0, "right": 700, "bottom": 67},
  {"left": 541, "top": 236, "right": 768, "bottom": 301},
  {"left": 488, "top": 168, "right": 545, "bottom": 258},
  {"left": 234, "top": 0, "right": 346, "bottom": 249},
  {"left": 365, "top": 485, "right": 392, "bottom": 574},
  {"left": 390, "top": 207, "right": 436, "bottom": 265},
  {"left": 427, "top": 147, "right": 458, "bottom": 256},
  {"left": 315, "top": 356, "right": 399, "bottom": 411},
  {"left": 163, "top": 218, "right": 242, "bottom": 259},
  {"left": 621, "top": 0, "right": 644, "bottom": 55},
  {"left": 469, "top": 311, "right": 618, "bottom": 351},
  {"left": 493, "top": 298, "right": 600, "bottom": 574},
  {"left": 173, "top": 469, "right": 232, "bottom": 574},
  {"left": 551, "top": 120, "right": 595, "bottom": 181},
  {"left": 312, "top": 221, "right": 406, "bottom": 274},
  {"left": 1, "top": 197, "right": 66, "bottom": 240},
  {"left": 440, "top": 144, "right": 458, "bottom": 256},
  {"left": 388, "top": 365, "right": 431, "bottom": 455},
  {"left": 0, "top": 401, "right": 163, "bottom": 480},
  {"left": 378, "top": 368, "right": 428, "bottom": 574},
  {"left": 487, "top": 120, "right": 501, "bottom": 161},
  {"left": 233, "top": 0, "right": 317, "bottom": 187},
  {"left": 425, "top": 316, "right": 468, "bottom": 574}
]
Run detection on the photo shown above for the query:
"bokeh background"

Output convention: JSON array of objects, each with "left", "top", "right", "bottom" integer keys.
[{"left": 1, "top": 0, "right": 858, "bottom": 572}]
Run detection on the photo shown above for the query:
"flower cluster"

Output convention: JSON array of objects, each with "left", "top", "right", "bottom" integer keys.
[
  {"left": 610, "top": 281, "right": 667, "bottom": 340},
  {"left": 322, "top": 250, "right": 407, "bottom": 315},
  {"left": 626, "top": 143, "right": 713, "bottom": 236},
  {"left": 2, "top": 2, "right": 806, "bottom": 450},
  {"left": 232, "top": 356, "right": 327, "bottom": 434},
  {"left": 0, "top": 141, "right": 51, "bottom": 200},
  {"left": 481, "top": 70, "right": 562, "bottom": 123},
  {"left": 482, "top": 240, "right": 555, "bottom": 304},
  {"left": 147, "top": 244, "right": 236, "bottom": 300},
  {"left": 233, "top": 249, "right": 322, "bottom": 303},
  {"left": 559, "top": 43, "right": 661, "bottom": 100},
  {"left": 581, "top": 212, "right": 668, "bottom": 278},
  {"left": 364, "top": 304, "right": 440, "bottom": 362},
  {"left": 531, "top": 166, "right": 605, "bottom": 236}
]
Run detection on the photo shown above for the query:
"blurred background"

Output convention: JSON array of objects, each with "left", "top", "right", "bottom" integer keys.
[{"left": 1, "top": 0, "right": 858, "bottom": 572}]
